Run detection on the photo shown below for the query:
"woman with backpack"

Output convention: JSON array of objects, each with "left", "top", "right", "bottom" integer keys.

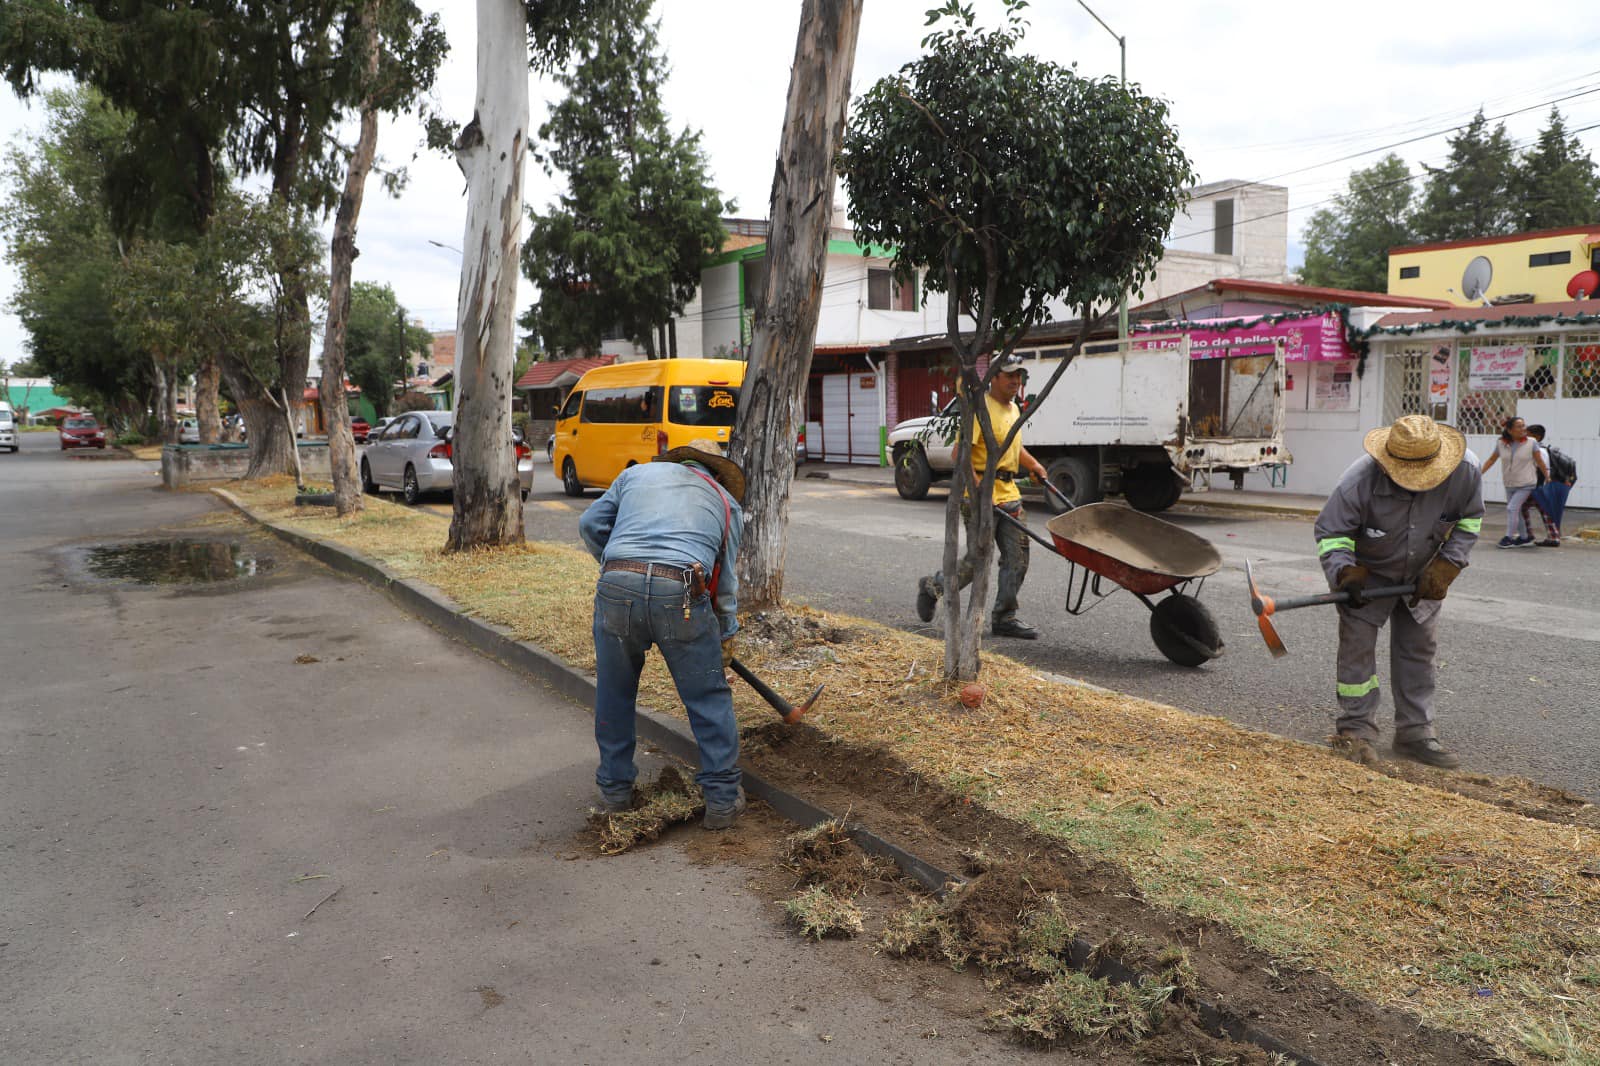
[
  {"left": 1479, "top": 416, "right": 1548, "bottom": 548},
  {"left": 1531, "top": 425, "right": 1579, "bottom": 545}
]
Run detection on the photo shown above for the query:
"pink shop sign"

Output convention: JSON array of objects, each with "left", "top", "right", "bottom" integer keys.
[{"left": 1137, "top": 313, "right": 1350, "bottom": 361}]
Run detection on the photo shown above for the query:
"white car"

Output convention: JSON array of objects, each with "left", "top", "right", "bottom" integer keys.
[
  {"left": 0, "top": 402, "right": 16, "bottom": 453},
  {"left": 179, "top": 417, "right": 200, "bottom": 444},
  {"left": 359, "top": 411, "right": 534, "bottom": 505}
]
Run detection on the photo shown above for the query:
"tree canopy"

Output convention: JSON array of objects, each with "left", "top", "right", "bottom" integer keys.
[
  {"left": 1411, "top": 110, "right": 1519, "bottom": 243},
  {"left": 521, "top": 0, "right": 727, "bottom": 357},
  {"left": 345, "top": 282, "right": 432, "bottom": 418},
  {"left": 1512, "top": 107, "right": 1600, "bottom": 232},
  {"left": 1300, "top": 154, "right": 1415, "bottom": 293}
]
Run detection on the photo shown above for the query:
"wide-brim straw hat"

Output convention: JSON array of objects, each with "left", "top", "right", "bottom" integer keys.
[
  {"left": 1363, "top": 415, "right": 1465, "bottom": 492},
  {"left": 654, "top": 438, "right": 746, "bottom": 504}
]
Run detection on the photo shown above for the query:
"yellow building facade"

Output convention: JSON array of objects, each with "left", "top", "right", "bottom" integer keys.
[{"left": 1387, "top": 225, "right": 1600, "bottom": 306}]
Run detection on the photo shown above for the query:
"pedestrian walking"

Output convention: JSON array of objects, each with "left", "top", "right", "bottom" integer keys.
[
  {"left": 915, "top": 352, "right": 1050, "bottom": 639},
  {"left": 1525, "top": 424, "right": 1578, "bottom": 546},
  {"left": 1479, "top": 416, "right": 1547, "bottom": 548},
  {"left": 1314, "top": 415, "right": 1485, "bottom": 769},
  {"left": 578, "top": 439, "right": 748, "bottom": 830}
]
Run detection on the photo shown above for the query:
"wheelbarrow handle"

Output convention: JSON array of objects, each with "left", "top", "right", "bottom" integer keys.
[
  {"left": 993, "top": 505, "right": 1065, "bottom": 556},
  {"left": 1040, "top": 478, "right": 1075, "bottom": 512}
]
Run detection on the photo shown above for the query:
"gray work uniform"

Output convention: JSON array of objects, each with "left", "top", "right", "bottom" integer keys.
[{"left": 1313, "top": 455, "right": 1484, "bottom": 743}]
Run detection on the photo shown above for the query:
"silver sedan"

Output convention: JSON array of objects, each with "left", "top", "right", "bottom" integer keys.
[{"left": 359, "top": 410, "right": 534, "bottom": 505}]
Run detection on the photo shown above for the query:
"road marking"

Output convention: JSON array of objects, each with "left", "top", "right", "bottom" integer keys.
[{"left": 538, "top": 500, "right": 575, "bottom": 512}]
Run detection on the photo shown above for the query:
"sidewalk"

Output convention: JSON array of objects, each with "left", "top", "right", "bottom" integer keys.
[{"left": 800, "top": 460, "right": 1597, "bottom": 535}]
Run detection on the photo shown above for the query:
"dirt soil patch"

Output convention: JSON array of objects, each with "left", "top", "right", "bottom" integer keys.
[{"left": 220, "top": 481, "right": 1600, "bottom": 1063}]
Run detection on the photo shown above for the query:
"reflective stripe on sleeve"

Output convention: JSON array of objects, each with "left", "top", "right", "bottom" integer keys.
[
  {"left": 1337, "top": 676, "right": 1380, "bottom": 698},
  {"left": 1318, "top": 536, "right": 1356, "bottom": 556},
  {"left": 1455, "top": 517, "right": 1482, "bottom": 534}
]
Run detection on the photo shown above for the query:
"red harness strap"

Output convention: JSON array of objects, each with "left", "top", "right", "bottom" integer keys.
[{"left": 687, "top": 468, "right": 732, "bottom": 599}]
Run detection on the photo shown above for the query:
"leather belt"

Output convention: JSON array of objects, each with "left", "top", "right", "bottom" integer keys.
[
  {"left": 602, "top": 559, "right": 692, "bottom": 583},
  {"left": 995, "top": 470, "right": 1016, "bottom": 482}
]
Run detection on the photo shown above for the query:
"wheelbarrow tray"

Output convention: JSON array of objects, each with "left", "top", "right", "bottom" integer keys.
[{"left": 1044, "top": 503, "right": 1221, "bottom": 597}]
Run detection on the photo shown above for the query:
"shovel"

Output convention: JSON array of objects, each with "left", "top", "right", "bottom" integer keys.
[{"left": 1245, "top": 559, "right": 1414, "bottom": 658}]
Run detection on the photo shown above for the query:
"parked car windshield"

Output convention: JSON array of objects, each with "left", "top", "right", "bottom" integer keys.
[
  {"left": 668, "top": 385, "right": 739, "bottom": 427},
  {"left": 65, "top": 418, "right": 97, "bottom": 428},
  {"left": 422, "top": 412, "right": 452, "bottom": 437}
]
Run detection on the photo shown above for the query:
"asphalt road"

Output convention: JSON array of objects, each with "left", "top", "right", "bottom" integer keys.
[
  {"left": 518, "top": 462, "right": 1600, "bottom": 801},
  {"left": 0, "top": 432, "right": 1052, "bottom": 1065}
]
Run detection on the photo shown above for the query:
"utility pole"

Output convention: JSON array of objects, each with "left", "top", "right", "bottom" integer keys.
[{"left": 1074, "top": 0, "right": 1128, "bottom": 348}]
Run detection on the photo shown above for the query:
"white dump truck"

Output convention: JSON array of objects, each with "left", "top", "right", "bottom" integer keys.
[{"left": 887, "top": 334, "right": 1290, "bottom": 513}]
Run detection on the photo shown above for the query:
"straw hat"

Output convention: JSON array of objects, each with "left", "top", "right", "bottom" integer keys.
[
  {"left": 654, "top": 438, "right": 746, "bottom": 504},
  {"left": 1363, "top": 415, "right": 1465, "bottom": 492}
]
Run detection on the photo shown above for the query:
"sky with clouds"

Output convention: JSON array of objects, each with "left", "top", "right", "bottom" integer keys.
[{"left": 3, "top": 0, "right": 1599, "bottom": 364}]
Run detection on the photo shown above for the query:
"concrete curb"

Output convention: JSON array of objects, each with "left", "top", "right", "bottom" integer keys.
[{"left": 213, "top": 487, "right": 1332, "bottom": 1066}]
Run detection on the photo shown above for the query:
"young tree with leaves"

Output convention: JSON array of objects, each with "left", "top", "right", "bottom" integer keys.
[
  {"left": 1412, "top": 110, "right": 1518, "bottom": 243},
  {"left": 522, "top": 0, "right": 728, "bottom": 359},
  {"left": 728, "top": 0, "right": 862, "bottom": 610},
  {"left": 840, "top": 0, "right": 1193, "bottom": 680},
  {"left": 1300, "top": 154, "right": 1415, "bottom": 294},
  {"left": 1512, "top": 107, "right": 1600, "bottom": 232},
  {"left": 346, "top": 283, "right": 431, "bottom": 419}
]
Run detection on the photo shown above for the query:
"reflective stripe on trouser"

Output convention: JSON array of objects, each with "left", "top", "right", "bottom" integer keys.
[
  {"left": 927, "top": 500, "right": 1030, "bottom": 625},
  {"left": 1334, "top": 599, "right": 1439, "bottom": 744}
]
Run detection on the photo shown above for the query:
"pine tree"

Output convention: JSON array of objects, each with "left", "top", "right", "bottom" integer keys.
[
  {"left": 1411, "top": 110, "right": 1518, "bottom": 242},
  {"left": 522, "top": 0, "right": 728, "bottom": 358},
  {"left": 1301, "top": 154, "right": 1415, "bottom": 293},
  {"left": 1512, "top": 107, "right": 1600, "bottom": 231}
]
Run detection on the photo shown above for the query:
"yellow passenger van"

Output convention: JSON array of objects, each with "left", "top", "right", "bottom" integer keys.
[{"left": 552, "top": 358, "right": 745, "bottom": 496}]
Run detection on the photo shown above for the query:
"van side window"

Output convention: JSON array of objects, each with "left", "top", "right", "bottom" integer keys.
[
  {"left": 581, "top": 386, "right": 663, "bottom": 424},
  {"left": 558, "top": 389, "right": 583, "bottom": 420}
]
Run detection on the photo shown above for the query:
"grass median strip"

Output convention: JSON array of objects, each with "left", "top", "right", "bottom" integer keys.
[{"left": 222, "top": 480, "right": 1600, "bottom": 1064}]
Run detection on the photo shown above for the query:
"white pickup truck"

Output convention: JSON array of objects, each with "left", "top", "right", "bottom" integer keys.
[{"left": 887, "top": 335, "right": 1290, "bottom": 512}]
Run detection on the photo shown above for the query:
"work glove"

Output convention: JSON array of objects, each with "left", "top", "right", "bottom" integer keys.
[
  {"left": 1335, "top": 564, "right": 1370, "bottom": 608},
  {"left": 1410, "top": 556, "right": 1462, "bottom": 607},
  {"left": 721, "top": 636, "right": 737, "bottom": 669}
]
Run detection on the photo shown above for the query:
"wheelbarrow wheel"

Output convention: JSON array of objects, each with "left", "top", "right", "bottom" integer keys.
[{"left": 1149, "top": 593, "right": 1223, "bottom": 668}]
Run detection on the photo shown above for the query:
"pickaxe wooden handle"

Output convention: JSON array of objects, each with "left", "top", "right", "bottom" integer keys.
[
  {"left": 729, "top": 657, "right": 822, "bottom": 725},
  {"left": 1246, "top": 559, "right": 1414, "bottom": 659}
]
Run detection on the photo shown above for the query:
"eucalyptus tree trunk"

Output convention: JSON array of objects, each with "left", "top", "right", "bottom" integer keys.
[
  {"left": 729, "top": 0, "right": 863, "bottom": 608},
  {"left": 195, "top": 355, "right": 222, "bottom": 444},
  {"left": 446, "top": 0, "right": 526, "bottom": 551},
  {"left": 319, "top": 0, "right": 382, "bottom": 516}
]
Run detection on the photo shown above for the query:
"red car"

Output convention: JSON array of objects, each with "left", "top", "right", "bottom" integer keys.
[
  {"left": 59, "top": 415, "right": 106, "bottom": 450},
  {"left": 350, "top": 416, "right": 371, "bottom": 443}
]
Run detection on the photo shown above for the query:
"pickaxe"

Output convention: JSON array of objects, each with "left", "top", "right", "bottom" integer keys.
[
  {"left": 1245, "top": 559, "right": 1414, "bottom": 658},
  {"left": 729, "top": 658, "right": 822, "bottom": 725}
]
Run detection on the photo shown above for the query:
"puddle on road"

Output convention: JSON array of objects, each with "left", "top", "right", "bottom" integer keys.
[{"left": 83, "top": 539, "right": 275, "bottom": 585}]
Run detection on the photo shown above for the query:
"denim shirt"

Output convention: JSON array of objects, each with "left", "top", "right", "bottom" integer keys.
[
  {"left": 579, "top": 460, "right": 743, "bottom": 638},
  {"left": 1314, "top": 455, "right": 1484, "bottom": 625}
]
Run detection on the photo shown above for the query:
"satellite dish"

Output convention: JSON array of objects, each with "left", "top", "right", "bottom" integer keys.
[
  {"left": 1568, "top": 269, "right": 1600, "bottom": 300},
  {"left": 1460, "top": 256, "right": 1493, "bottom": 303}
]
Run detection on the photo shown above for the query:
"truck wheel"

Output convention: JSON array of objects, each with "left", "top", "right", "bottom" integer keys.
[
  {"left": 1045, "top": 455, "right": 1100, "bottom": 512},
  {"left": 1149, "top": 594, "right": 1223, "bottom": 668},
  {"left": 894, "top": 447, "right": 932, "bottom": 500},
  {"left": 1124, "top": 464, "right": 1184, "bottom": 513},
  {"left": 561, "top": 458, "right": 585, "bottom": 498}
]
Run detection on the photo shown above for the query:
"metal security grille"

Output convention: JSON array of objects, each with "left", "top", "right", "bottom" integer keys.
[
  {"left": 1382, "top": 348, "right": 1427, "bottom": 423},
  {"left": 1564, "top": 331, "right": 1600, "bottom": 399},
  {"left": 1452, "top": 334, "right": 1559, "bottom": 435}
]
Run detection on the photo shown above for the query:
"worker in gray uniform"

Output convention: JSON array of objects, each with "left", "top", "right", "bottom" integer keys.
[{"left": 1314, "top": 415, "right": 1484, "bottom": 768}]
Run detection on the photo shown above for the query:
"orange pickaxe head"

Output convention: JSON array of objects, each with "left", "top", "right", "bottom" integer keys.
[{"left": 1245, "top": 559, "right": 1289, "bottom": 659}]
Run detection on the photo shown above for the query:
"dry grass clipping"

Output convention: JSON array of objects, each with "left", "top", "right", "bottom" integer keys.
[
  {"left": 221, "top": 481, "right": 1600, "bottom": 1063},
  {"left": 783, "top": 884, "right": 865, "bottom": 940},
  {"left": 784, "top": 820, "right": 891, "bottom": 895},
  {"left": 588, "top": 766, "right": 703, "bottom": 856}
]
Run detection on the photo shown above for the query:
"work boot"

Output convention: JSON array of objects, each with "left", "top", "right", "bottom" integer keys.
[
  {"left": 702, "top": 787, "right": 747, "bottom": 831},
  {"left": 990, "top": 618, "right": 1039, "bottom": 640},
  {"left": 1331, "top": 732, "right": 1378, "bottom": 766},
  {"left": 1391, "top": 737, "right": 1461, "bottom": 769},
  {"left": 595, "top": 787, "right": 636, "bottom": 815},
  {"left": 915, "top": 577, "right": 938, "bottom": 623}
]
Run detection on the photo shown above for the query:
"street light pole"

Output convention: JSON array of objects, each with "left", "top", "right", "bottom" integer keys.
[{"left": 1073, "top": 0, "right": 1128, "bottom": 349}]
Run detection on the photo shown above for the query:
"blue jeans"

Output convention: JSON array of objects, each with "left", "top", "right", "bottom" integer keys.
[
  {"left": 592, "top": 570, "right": 741, "bottom": 808},
  {"left": 1540, "top": 482, "right": 1573, "bottom": 535}
]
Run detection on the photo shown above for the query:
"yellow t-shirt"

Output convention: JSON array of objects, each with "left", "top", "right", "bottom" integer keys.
[{"left": 971, "top": 393, "right": 1023, "bottom": 506}]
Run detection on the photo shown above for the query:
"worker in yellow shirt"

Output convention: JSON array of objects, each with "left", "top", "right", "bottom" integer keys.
[{"left": 915, "top": 352, "right": 1049, "bottom": 639}]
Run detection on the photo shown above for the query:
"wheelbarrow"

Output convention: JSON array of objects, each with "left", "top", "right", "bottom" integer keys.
[{"left": 994, "top": 485, "right": 1225, "bottom": 667}]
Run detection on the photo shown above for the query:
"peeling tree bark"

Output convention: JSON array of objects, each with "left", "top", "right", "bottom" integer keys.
[
  {"left": 446, "top": 0, "right": 526, "bottom": 551},
  {"left": 318, "top": 0, "right": 383, "bottom": 517},
  {"left": 729, "top": 0, "right": 863, "bottom": 609},
  {"left": 195, "top": 354, "right": 222, "bottom": 444}
]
